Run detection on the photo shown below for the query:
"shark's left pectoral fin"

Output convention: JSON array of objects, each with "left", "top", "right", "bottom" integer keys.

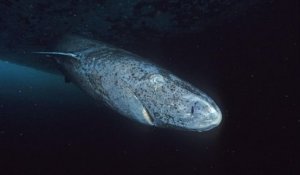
[
  {"left": 33, "top": 51, "right": 78, "bottom": 83},
  {"left": 33, "top": 51, "right": 81, "bottom": 62}
]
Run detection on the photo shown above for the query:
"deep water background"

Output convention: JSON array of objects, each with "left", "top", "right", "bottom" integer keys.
[{"left": 0, "top": 0, "right": 298, "bottom": 175}]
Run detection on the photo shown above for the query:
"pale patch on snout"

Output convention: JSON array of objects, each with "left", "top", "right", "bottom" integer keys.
[{"left": 150, "top": 74, "right": 165, "bottom": 91}]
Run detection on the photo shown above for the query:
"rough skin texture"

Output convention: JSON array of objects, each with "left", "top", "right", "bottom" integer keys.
[{"left": 52, "top": 35, "right": 222, "bottom": 131}]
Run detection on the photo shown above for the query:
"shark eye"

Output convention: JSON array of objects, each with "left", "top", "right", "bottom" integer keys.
[
  {"left": 191, "top": 106, "right": 194, "bottom": 115},
  {"left": 191, "top": 101, "right": 199, "bottom": 115}
]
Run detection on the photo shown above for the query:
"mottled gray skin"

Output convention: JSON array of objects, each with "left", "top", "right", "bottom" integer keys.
[{"left": 40, "top": 35, "right": 222, "bottom": 132}]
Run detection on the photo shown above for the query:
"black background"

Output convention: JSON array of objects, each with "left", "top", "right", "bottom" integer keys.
[{"left": 0, "top": 0, "right": 298, "bottom": 174}]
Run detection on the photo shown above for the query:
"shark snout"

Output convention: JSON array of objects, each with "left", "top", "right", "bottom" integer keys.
[
  {"left": 182, "top": 96, "right": 222, "bottom": 131},
  {"left": 203, "top": 104, "right": 222, "bottom": 130}
]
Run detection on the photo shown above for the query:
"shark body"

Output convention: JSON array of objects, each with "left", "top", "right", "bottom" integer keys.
[{"left": 21, "top": 35, "right": 223, "bottom": 132}]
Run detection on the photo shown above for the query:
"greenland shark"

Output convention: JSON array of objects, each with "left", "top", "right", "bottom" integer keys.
[{"left": 8, "top": 35, "right": 222, "bottom": 132}]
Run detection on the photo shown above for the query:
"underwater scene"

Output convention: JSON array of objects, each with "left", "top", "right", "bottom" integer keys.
[{"left": 0, "top": 0, "right": 298, "bottom": 174}]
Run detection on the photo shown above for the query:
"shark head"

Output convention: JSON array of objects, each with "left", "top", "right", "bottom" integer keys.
[{"left": 134, "top": 72, "right": 222, "bottom": 132}]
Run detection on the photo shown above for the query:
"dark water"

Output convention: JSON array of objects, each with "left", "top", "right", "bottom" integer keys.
[{"left": 0, "top": 1, "right": 298, "bottom": 174}]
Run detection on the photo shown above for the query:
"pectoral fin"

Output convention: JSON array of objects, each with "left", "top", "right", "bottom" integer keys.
[
  {"left": 33, "top": 51, "right": 81, "bottom": 62},
  {"left": 107, "top": 84, "right": 154, "bottom": 126}
]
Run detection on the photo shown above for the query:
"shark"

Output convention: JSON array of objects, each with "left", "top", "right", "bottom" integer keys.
[{"left": 3, "top": 35, "right": 222, "bottom": 132}]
